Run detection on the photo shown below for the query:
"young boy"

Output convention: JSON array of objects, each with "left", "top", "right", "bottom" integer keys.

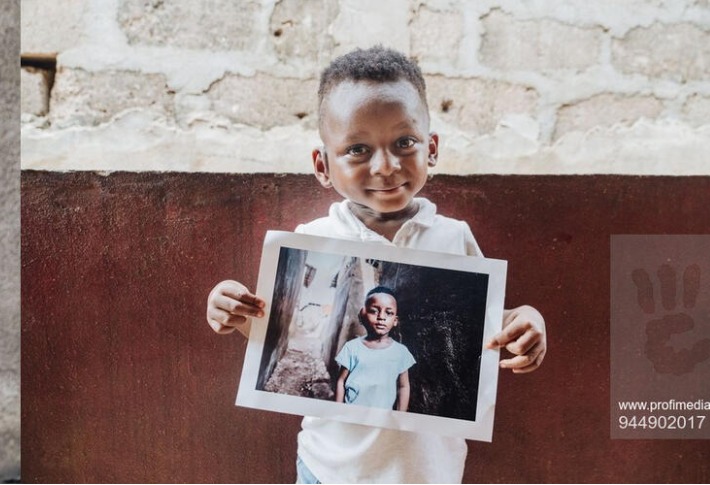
[
  {"left": 206, "top": 46, "right": 547, "bottom": 483},
  {"left": 335, "top": 286, "right": 415, "bottom": 412}
]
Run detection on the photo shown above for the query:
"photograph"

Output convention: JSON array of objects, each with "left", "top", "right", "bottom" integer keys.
[{"left": 236, "top": 231, "right": 507, "bottom": 441}]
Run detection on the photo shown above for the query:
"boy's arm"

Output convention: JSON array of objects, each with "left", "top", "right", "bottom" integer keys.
[
  {"left": 395, "top": 371, "right": 411, "bottom": 412},
  {"left": 335, "top": 367, "right": 349, "bottom": 403},
  {"left": 206, "top": 280, "right": 266, "bottom": 338},
  {"left": 486, "top": 305, "right": 546, "bottom": 374}
]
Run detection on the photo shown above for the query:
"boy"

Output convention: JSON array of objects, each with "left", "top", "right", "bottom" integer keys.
[
  {"left": 335, "top": 286, "right": 415, "bottom": 412},
  {"left": 206, "top": 46, "right": 546, "bottom": 483}
]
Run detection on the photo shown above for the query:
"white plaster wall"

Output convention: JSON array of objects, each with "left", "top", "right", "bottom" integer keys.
[{"left": 20, "top": 0, "right": 710, "bottom": 174}]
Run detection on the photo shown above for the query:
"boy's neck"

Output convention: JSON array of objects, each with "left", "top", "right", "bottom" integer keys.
[
  {"left": 362, "top": 334, "right": 394, "bottom": 348},
  {"left": 348, "top": 200, "right": 419, "bottom": 241}
]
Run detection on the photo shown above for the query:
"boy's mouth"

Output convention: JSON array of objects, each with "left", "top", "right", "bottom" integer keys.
[{"left": 368, "top": 183, "right": 405, "bottom": 193}]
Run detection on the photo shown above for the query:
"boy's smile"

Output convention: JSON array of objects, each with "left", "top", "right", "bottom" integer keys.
[{"left": 314, "top": 79, "right": 438, "bottom": 224}]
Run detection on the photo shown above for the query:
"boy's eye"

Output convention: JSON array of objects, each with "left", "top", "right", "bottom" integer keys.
[
  {"left": 396, "top": 137, "right": 416, "bottom": 149},
  {"left": 347, "top": 145, "right": 369, "bottom": 156}
]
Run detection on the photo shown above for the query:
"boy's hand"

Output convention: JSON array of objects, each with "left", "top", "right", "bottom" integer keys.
[
  {"left": 206, "top": 280, "right": 266, "bottom": 337},
  {"left": 486, "top": 305, "right": 546, "bottom": 374}
]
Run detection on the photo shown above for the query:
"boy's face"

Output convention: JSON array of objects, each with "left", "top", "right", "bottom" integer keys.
[
  {"left": 361, "top": 292, "right": 399, "bottom": 338},
  {"left": 313, "top": 79, "right": 438, "bottom": 215}
]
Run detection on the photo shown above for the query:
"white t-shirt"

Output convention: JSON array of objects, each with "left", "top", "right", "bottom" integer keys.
[{"left": 295, "top": 197, "right": 483, "bottom": 484}]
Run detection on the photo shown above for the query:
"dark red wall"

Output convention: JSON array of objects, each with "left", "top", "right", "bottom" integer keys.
[{"left": 21, "top": 171, "right": 710, "bottom": 483}]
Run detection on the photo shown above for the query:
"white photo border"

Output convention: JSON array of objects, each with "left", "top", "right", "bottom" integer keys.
[{"left": 236, "top": 230, "right": 507, "bottom": 442}]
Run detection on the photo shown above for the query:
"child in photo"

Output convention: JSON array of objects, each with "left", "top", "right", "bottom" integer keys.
[
  {"left": 206, "top": 45, "right": 547, "bottom": 483},
  {"left": 335, "top": 286, "right": 415, "bottom": 412}
]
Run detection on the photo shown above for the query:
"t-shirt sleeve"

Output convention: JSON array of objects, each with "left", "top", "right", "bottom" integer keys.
[
  {"left": 461, "top": 220, "right": 484, "bottom": 257},
  {"left": 335, "top": 341, "right": 353, "bottom": 370},
  {"left": 398, "top": 345, "right": 416, "bottom": 373}
]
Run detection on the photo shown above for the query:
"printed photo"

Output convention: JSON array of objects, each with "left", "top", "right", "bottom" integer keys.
[{"left": 237, "top": 231, "right": 507, "bottom": 441}]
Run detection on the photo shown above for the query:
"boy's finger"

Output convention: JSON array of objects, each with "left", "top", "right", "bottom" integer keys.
[
  {"left": 207, "top": 308, "right": 240, "bottom": 333},
  {"left": 503, "top": 325, "right": 543, "bottom": 356},
  {"left": 500, "top": 341, "right": 545, "bottom": 369},
  {"left": 214, "top": 293, "right": 264, "bottom": 317},
  {"left": 221, "top": 285, "right": 265, "bottom": 308},
  {"left": 511, "top": 359, "right": 544, "bottom": 374},
  {"left": 213, "top": 293, "right": 242, "bottom": 313},
  {"left": 208, "top": 318, "right": 237, "bottom": 334},
  {"left": 486, "top": 321, "right": 528, "bottom": 349},
  {"left": 499, "top": 354, "right": 530, "bottom": 369},
  {"left": 510, "top": 349, "right": 546, "bottom": 374},
  {"left": 207, "top": 307, "right": 248, "bottom": 328}
]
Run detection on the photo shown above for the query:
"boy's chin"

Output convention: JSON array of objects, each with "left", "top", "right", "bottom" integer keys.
[
  {"left": 357, "top": 199, "right": 418, "bottom": 217},
  {"left": 366, "top": 330, "right": 390, "bottom": 338}
]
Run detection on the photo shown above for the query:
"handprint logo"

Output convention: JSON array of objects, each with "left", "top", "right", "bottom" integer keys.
[{"left": 632, "top": 264, "right": 710, "bottom": 375}]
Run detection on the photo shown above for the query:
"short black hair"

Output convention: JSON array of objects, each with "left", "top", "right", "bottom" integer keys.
[
  {"left": 365, "top": 285, "right": 398, "bottom": 303},
  {"left": 318, "top": 45, "right": 428, "bottom": 114}
]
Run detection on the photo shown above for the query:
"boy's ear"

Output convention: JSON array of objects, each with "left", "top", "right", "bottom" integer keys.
[
  {"left": 358, "top": 307, "right": 367, "bottom": 324},
  {"left": 428, "top": 132, "right": 439, "bottom": 168},
  {"left": 312, "top": 147, "right": 333, "bottom": 188}
]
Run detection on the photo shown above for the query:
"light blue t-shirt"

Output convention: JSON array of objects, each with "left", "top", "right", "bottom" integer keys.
[{"left": 335, "top": 337, "right": 416, "bottom": 410}]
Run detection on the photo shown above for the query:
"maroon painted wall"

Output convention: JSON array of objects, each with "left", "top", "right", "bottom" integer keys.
[{"left": 21, "top": 171, "right": 710, "bottom": 483}]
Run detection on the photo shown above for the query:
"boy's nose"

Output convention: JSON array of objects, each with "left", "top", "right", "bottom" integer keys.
[{"left": 370, "top": 150, "right": 400, "bottom": 177}]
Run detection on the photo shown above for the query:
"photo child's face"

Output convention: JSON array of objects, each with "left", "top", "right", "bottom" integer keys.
[
  {"left": 361, "top": 292, "right": 399, "bottom": 338},
  {"left": 314, "top": 79, "right": 438, "bottom": 215}
]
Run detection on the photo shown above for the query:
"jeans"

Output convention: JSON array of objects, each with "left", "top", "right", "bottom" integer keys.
[{"left": 296, "top": 456, "right": 321, "bottom": 484}]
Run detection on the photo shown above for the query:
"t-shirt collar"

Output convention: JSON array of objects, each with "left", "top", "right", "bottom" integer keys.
[{"left": 331, "top": 197, "right": 437, "bottom": 242}]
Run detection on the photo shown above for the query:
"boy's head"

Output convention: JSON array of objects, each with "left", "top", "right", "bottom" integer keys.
[
  {"left": 317, "top": 45, "right": 429, "bottom": 123},
  {"left": 313, "top": 46, "right": 438, "bottom": 216},
  {"left": 359, "top": 286, "right": 399, "bottom": 338}
]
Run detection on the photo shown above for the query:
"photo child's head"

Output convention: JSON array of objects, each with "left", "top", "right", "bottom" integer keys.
[
  {"left": 312, "top": 46, "right": 439, "bottom": 217},
  {"left": 359, "top": 286, "right": 399, "bottom": 340}
]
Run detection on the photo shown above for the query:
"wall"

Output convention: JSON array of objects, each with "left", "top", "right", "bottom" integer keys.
[
  {"left": 257, "top": 247, "right": 306, "bottom": 390},
  {"left": 322, "top": 257, "right": 365, "bottom": 380},
  {"left": 20, "top": 0, "right": 710, "bottom": 175},
  {"left": 379, "top": 262, "right": 489, "bottom": 419},
  {"left": 21, "top": 171, "right": 710, "bottom": 483},
  {"left": 1, "top": 0, "right": 20, "bottom": 481}
]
